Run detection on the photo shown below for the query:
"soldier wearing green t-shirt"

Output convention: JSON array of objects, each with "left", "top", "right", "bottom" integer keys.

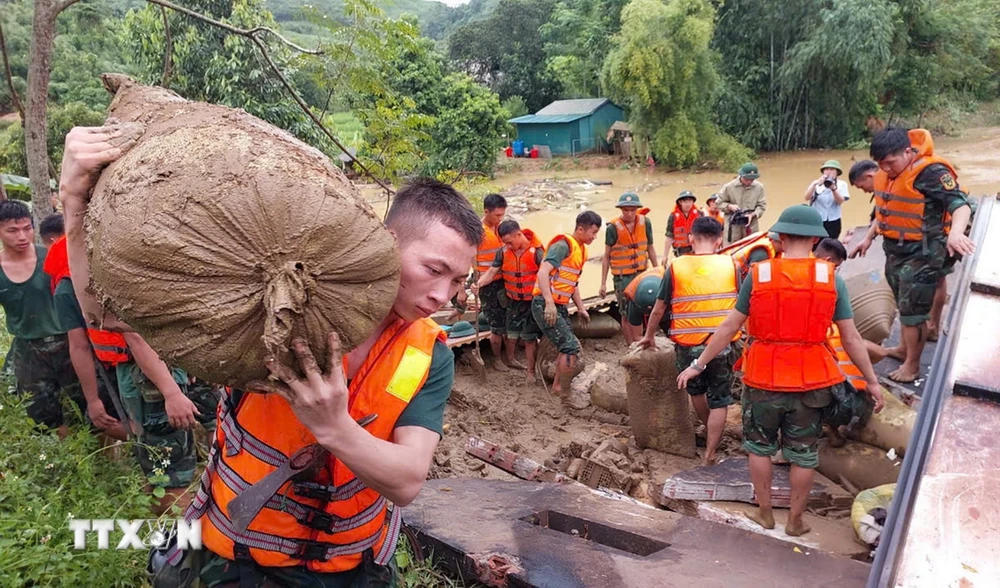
[{"left": 0, "top": 201, "right": 80, "bottom": 438}]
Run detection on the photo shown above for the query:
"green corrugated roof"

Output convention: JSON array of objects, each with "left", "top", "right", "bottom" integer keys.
[{"left": 509, "top": 114, "right": 588, "bottom": 124}]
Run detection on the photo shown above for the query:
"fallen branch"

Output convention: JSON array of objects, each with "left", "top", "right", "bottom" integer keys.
[{"left": 144, "top": 0, "right": 396, "bottom": 201}]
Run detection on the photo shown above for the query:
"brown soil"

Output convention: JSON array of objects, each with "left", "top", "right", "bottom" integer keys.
[
  {"left": 432, "top": 336, "right": 746, "bottom": 504},
  {"left": 88, "top": 75, "right": 399, "bottom": 386}
]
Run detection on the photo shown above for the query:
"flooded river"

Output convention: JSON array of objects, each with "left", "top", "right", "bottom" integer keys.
[{"left": 367, "top": 127, "right": 1000, "bottom": 298}]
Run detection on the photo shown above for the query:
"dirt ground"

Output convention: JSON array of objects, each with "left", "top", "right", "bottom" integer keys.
[{"left": 431, "top": 334, "right": 745, "bottom": 505}]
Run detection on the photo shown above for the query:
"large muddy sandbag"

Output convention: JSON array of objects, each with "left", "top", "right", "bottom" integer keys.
[
  {"left": 88, "top": 75, "right": 399, "bottom": 386},
  {"left": 591, "top": 381, "right": 629, "bottom": 414},
  {"left": 621, "top": 338, "right": 696, "bottom": 457},
  {"left": 845, "top": 270, "right": 897, "bottom": 344},
  {"left": 570, "top": 311, "right": 620, "bottom": 339},
  {"left": 848, "top": 391, "right": 915, "bottom": 456},
  {"left": 818, "top": 440, "right": 901, "bottom": 492}
]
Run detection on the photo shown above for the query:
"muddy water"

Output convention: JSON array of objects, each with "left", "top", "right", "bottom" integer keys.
[{"left": 363, "top": 129, "right": 1000, "bottom": 298}]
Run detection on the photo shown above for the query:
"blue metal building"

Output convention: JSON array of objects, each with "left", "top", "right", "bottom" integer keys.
[{"left": 509, "top": 98, "right": 625, "bottom": 156}]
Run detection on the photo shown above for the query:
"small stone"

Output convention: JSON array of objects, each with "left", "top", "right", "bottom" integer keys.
[
  {"left": 594, "top": 344, "right": 606, "bottom": 352},
  {"left": 469, "top": 462, "right": 486, "bottom": 472},
  {"left": 434, "top": 453, "right": 452, "bottom": 468}
]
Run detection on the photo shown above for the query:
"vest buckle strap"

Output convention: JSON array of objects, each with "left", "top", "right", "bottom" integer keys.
[
  {"left": 295, "top": 541, "right": 333, "bottom": 562},
  {"left": 301, "top": 509, "right": 339, "bottom": 532},
  {"left": 293, "top": 481, "right": 337, "bottom": 500}
]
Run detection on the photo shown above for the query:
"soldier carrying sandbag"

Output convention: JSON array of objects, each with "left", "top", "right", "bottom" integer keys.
[{"left": 60, "top": 125, "right": 483, "bottom": 586}]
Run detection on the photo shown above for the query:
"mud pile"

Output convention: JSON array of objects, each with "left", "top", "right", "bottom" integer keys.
[{"left": 87, "top": 75, "right": 400, "bottom": 385}]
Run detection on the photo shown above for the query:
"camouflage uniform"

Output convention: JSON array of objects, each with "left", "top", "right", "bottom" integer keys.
[
  {"left": 12, "top": 335, "right": 84, "bottom": 429},
  {"left": 531, "top": 296, "right": 580, "bottom": 355},
  {"left": 506, "top": 300, "right": 539, "bottom": 342},
  {"left": 675, "top": 343, "right": 735, "bottom": 410},
  {"left": 197, "top": 549, "right": 398, "bottom": 587},
  {"left": 822, "top": 382, "right": 874, "bottom": 431},
  {"left": 478, "top": 279, "right": 508, "bottom": 335},
  {"left": 882, "top": 163, "right": 971, "bottom": 326},
  {"left": 742, "top": 386, "right": 833, "bottom": 469},
  {"left": 116, "top": 362, "right": 220, "bottom": 488},
  {"left": 612, "top": 273, "right": 640, "bottom": 318}
]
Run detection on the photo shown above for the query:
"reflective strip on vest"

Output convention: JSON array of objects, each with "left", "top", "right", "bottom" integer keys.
[
  {"left": 373, "top": 507, "right": 403, "bottom": 565},
  {"left": 502, "top": 246, "right": 540, "bottom": 301},
  {"left": 668, "top": 254, "right": 740, "bottom": 346},
  {"left": 477, "top": 223, "right": 504, "bottom": 276},
  {"left": 610, "top": 217, "right": 649, "bottom": 276},
  {"left": 219, "top": 409, "right": 287, "bottom": 467},
  {"left": 205, "top": 502, "right": 385, "bottom": 561}
]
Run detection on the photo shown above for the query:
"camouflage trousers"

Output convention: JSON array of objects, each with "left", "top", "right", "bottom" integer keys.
[
  {"left": 116, "top": 362, "right": 220, "bottom": 488},
  {"left": 531, "top": 297, "right": 580, "bottom": 355},
  {"left": 884, "top": 238, "right": 948, "bottom": 326},
  {"left": 742, "top": 386, "right": 834, "bottom": 469},
  {"left": 479, "top": 280, "right": 508, "bottom": 335},
  {"left": 506, "top": 299, "right": 540, "bottom": 341},
  {"left": 196, "top": 549, "right": 399, "bottom": 588},
  {"left": 675, "top": 343, "right": 735, "bottom": 410},
  {"left": 12, "top": 335, "right": 84, "bottom": 429},
  {"left": 822, "top": 381, "right": 874, "bottom": 431},
  {"left": 612, "top": 272, "right": 640, "bottom": 318}
]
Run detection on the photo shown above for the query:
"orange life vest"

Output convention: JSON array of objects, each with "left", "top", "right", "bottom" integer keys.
[
  {"left": 668, "top": 254, "right": 741, "bottom": 346},
  {"left": 42, "top": 236, "right": 130, "bottom": 365},
  {"left": 623, "top": 265, "right": 665, "bottom": 301},
  {"left": 197, "top": 318, "right": 446, "bottom": 572},
  {"left": 743, "top": 258, "right": 846, "bottom": 392},
  {"left": 532, "top": 234, "right": 586, "bottom": 305},
  {"left": 827, "top": 323, "right": 865, "bottom": 392},
  {"left": 873, "top": 129, "right": 958, "bottom": 242},
  {"left": 608, "top": 215, "right": 649, "bottom": 276},
  {"left": 476, "top": 221, "right": 504, "bottom": 280},
  {"left": 721, "top": 231, "right": 776, "bottom": 279},
  {"left": 500, "top": 229, "right": 543, "bottom": 301},
  {"left": 671, "top": 207, "right": 702, "bottom": 250},
  {"left": 703, "top": 208, "right": 725, "bottom": 225}
]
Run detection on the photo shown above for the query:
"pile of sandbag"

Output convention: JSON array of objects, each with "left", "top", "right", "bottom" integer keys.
[
  {"left": 621, "top": 338, "right": 696, "bottom": 458},
  {"left": 819, "top": 391, "right": 914, "bottom": 493},
  {"left": 845, "top": 270, "right": 897, "bottom": 344},
  {"left": 87, "top": 75, "right": 400, "bottom": 386}
]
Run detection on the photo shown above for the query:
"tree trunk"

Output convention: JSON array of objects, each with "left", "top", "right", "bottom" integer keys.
[{"left": 25, "top": 0, "right": 58, "bottom": 225}]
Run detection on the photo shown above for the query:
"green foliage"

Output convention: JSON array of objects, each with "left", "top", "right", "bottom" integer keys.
[
  {"left": 0, "top": 103, "right": 105, "bottom": 177},
  {"left": 501, "top": 95, "right": 529, "bottom": 119},
  {"left": 122, "top": 0, "right": 326, "bottom": 148},
  {"left": 422, "top": 74, "right": 510, "bottom": 176},
  {"left": 395, "top": 533, "right": 464, "bottom": 587},
  {"left": 447, "top": 0, "right": 563, "bottom": 112},
  {"left": 0, "top": 385, "right": 154, "bottom": 586},
  {"left": 603, "top": 0, "right": 742, "bottom": 168},
  {"left": 541, "top": 0, "right": 627, "bottom": 98}
]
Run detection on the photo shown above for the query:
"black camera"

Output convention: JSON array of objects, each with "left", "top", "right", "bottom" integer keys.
[
  {"left": 731, "top": 210, "right": 751, "bottom": 226},
  {"left": 823, "top": 177, "right": 835, "bottom": 188}
]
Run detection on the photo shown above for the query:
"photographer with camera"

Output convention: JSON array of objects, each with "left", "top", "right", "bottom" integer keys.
[
  {"left": 718, "top": 162, "right": 767, "bottom": 244},
  {"left": 804, "top": 160, "right": 850, "bottom": 239}
]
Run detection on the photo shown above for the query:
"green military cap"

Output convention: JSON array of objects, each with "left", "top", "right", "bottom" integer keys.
[
  {"left": 633, "top": 275, "right": 662, "bottom": 313},
  {"left": 676, "top": 190, "right": 696, "bottom": 203},
  {"left": 616, "top": 192, "right": 643, "bottom": 208},
  {"left": 447, "top": 321, "right": 477, "bottom": 339},
  {"left": 820, "top": 160, "right": 843, "bottom": 176},
  {"left": 738, "top": 162, "right": 760, "bottom": 180},
  {"left": 769, "top": 205, "right": 829, "bottom": 238}
]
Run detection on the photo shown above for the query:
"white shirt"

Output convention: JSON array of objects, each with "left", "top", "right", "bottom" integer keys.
[{"left": 811, "top": 179, "right": 850, "bottom": 221}]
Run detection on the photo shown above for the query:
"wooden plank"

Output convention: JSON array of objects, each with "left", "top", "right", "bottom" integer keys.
[
  {"left": 443, "top": 294, "right": 616, "bottom": 348},
  {"left": 465, "top": 436, "right": 569, "bottom": 483}
]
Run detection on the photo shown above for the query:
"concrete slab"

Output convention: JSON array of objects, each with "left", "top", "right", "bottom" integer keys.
[
  {"left": 661, "top": 459, "right": 853, "bottom": 510},
  {"left": 406, "top": 478, "right": 870, "bottom": 588},
  {"left": 657, "top": 499, "right": 870, "bottom": 560}
]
